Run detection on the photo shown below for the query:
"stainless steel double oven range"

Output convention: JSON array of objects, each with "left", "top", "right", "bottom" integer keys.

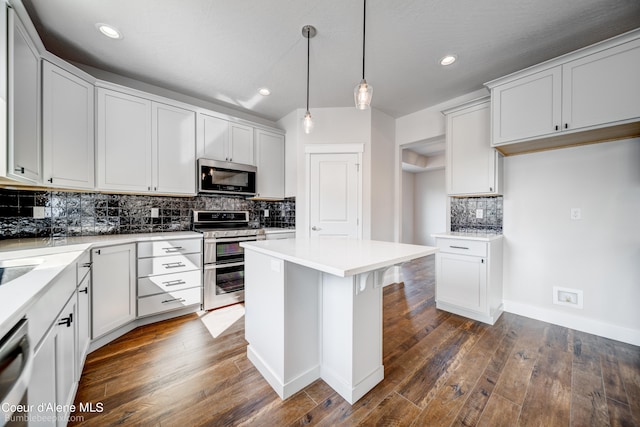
[{"left": 193, "top": 211, "right": 265, "bottom": 310}]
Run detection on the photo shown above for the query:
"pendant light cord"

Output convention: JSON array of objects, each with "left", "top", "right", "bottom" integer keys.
[
  {"left": 306, "top": 26, "right": 310, "bottom": 111},
  {"left": 362, "top": 0, "right": 366, "bottom": 80}
]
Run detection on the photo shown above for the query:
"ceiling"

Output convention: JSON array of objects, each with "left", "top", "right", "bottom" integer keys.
[{"left": 22, "top": 0, "right": 640, "bottom": 123}]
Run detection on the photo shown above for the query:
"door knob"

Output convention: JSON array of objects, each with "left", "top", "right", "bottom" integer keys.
[{"left": 311, "top": 226, "right": 322, "bottom": 231}]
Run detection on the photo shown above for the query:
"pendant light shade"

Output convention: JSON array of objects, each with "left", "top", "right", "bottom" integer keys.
[
  {"left": 302, "top": 25, "right": 316, "bottom": 134},
  {"left": 355, "top": 0, "right": 372, "bottom": 109}
]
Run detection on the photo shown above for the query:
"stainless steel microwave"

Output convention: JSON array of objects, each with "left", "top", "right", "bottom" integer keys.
[{"left": 198, "top": 159, "right": 257, "bottom": 196}]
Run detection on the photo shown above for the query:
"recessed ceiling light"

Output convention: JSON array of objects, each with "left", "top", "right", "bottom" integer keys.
[
  {"left": 440, "top": 55, "right": 457, "bottom": 66},
  {"left": 258, "top": 88, "right": 271, "bottom": 96},
  {"left": 96, "top": 23, "right": 122, "bottom": 39}
]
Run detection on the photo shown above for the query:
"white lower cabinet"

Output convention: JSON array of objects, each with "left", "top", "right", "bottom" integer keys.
[
  {"left": 137, "top": 238, "right": 203, "bottom": 317},
  {"left": 434, "top": 236, "right": 503, "bottom": 325},
  {"left": 91, "top": 244, "right": 136, "bottom": 338},
  {"left": 30, "top": 293, "right": 77, "bottom": 427},
  {"left": 76, "top": 253, "right": 92, "bottom": 378}
]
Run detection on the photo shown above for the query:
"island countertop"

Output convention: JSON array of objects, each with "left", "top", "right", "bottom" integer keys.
[{"left": 240, "top": 238, "right": 438, "bottom": 277}]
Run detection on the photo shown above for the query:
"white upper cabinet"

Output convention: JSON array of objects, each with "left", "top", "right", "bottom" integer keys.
[
  {"left": 197, "top": 112, "right": 229, "bottom": 161},
  {"left": 152, "top": 102, "right": 196, "bottom": 194},
  {"left": 562, "top": 40, "right": 640, "bottom": 131},
  {"left": 445, "top": 98, "right": 502, "bottom": 196},
  {"left": 487, "top": 31, "right": 640, "bottom": 154},
  {"left": 97, "top": 88, "right": 153, "bottom": 193},
  {"left": 490, "top": 67, "right": 562, "bottom": 145},
  {"left": 254, "top": 129, "right": 285, "bottom": 199},
  {"left": 97, "top": 87, "right": 196, "bottom": 195},
  {"left": 197, "top": 114, "right": 255, "bottom": 165},
  {"left": 42, "top": 61, "right": 94, "bottom": 190},
  {"left": 7, "top": 8, "right": 41, "bottom": 184},
  {"left": 229, "top": 123, "right": 254, "bottom": 165}
]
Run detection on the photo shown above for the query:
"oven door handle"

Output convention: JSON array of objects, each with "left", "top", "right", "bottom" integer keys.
[
  {"left": 204, "top": 261, "right": 245, "bottom": 270},
  {"left": 0, "top": 318, "right": 33, "bottom": 422},
  {"left": 204, "top": 236, "right": 263, "bottom": 243}
]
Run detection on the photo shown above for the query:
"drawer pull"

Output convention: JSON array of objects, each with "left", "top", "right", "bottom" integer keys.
[
  {"left": 163, "top": 279, "right": 186, "bottom": 287},
  {"left": 81, "top": 262, "right": 92, "bottom": 268},
  {"left": 162, "top": 247, "right": 184, "bottom": 253},
  {"left": 161, "top": 297, "right": 186, "bottom": 304},
  {"left": 162, "top": 262, "right": 186, "bottom": 269},
  {"left": 450, "top": 245, "right": 469, "bottom": 250},
  {"left": 58, "top": 313, "right": 73, "bottom": 327},
  {"left": 79, "top": 287, "right": 88, "bottom": 294}
]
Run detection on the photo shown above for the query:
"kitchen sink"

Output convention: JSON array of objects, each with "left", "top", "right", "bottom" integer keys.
[{"left": 0, "top": 258, "right": 43, "bottom": 285}]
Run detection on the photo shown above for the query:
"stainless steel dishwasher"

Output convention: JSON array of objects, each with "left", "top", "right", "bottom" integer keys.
[{"left": 0, "top": 318, "right": 32, "bottom": 427}]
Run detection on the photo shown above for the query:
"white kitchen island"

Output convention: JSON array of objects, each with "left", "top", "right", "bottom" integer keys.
[{"left": 240, "top": 238, "right": 438, "bottom": 404}]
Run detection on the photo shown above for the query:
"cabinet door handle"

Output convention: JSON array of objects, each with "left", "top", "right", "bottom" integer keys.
[
  {"left": 58, "top": 313, "right": 73, "bottom": 327},
  {"left": 82, "top": 262, "right": 92, "bottom": 268},
  {"left": 47, "top": 178, "right": 53, "bottom": 183},
  {"left": 564, "top": 123, "right": 569, "bottom": 129},
  {"left": 14, "top": 166, "right": 24, "bottom": 174},
  {"left": 161, "top": 298, "right": 186, "bottom": 304},
  {"left": 450, "top": 245, "right": 469, "bottom": 250},
  {"left": 163, "top": 279, "right": 186, "bottom": 287},
  {"left": 95, "top": 249, "right": 101, "bottom": 255},
  {"left": 162, "top": 247, "right": 183, "bottom": 253},
  {"left": 555, "top": 125, "right": 559, "bottom": 131},
  {"left": 162, "top": 262, "right": 186, "bottom": 269},
  {"left": 311, "top": 226, "right": 322, "bottom": 231},
  {"left": 489, "top": 187, "right": 493, "bottom": 192},
  {"left": 79, "top": 287, "right": 89, "bottom": 294}
]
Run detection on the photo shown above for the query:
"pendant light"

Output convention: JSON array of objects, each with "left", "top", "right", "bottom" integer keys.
[
  {"left": 354, "top": 0, "right": 372, "bottom": 110},
  {"left": 302, "top": 25, "right": 316, "bottom": 134}
]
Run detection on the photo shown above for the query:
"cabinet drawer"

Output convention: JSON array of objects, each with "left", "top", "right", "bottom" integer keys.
[
  {"left": 137, "top": 287, "right": 202, "bottom": 317},
  {"left": 137, "top": 253, "right": 201, "bottom": 277},
  {"left": 138, "top": 238, "right": 202, "bottom": 258},
  {"left": 76, "top": 251, "right": 92, "bottom": 284},
  {"left": 436, "top": 238, "right": 487, "bottom": 257},
  {"left": 138, "top": 270, "right": 202, "bottom": 297}
]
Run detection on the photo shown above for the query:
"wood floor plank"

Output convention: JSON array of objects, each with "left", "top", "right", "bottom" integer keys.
[
  {"left": 517, "top": 346, "right": 572, "bottom": 427},
  {"left": 492, "top": 344, "right": 538, "bottom": 406},
  {"left": 357, "top": 392, "right": 421, "bottom": 426},
  {"left": 607, "top": 397, "right": 635, "bottom": 427},
  {"left": 450, "top": 369, "right": 500, "bottom": 427},
  {"left": 614, "top": 343, "right": 640, "bottom": 425},
  {"left": 476, "top": 393, "right": 522, "bottom": 427}
]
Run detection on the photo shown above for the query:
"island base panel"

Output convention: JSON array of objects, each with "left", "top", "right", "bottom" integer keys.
[{"left": 247, "top": 345, "right": 320, "bottom": 399}]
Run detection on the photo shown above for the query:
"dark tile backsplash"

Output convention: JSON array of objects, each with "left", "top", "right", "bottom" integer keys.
[
  {"left": 0, "top": 188, "right": 295, "bottom": 240},
  {"left": 450, "top": 196, "right": 502, "bottom": 233}
]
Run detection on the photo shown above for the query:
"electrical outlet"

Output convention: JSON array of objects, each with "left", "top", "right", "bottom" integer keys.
[
  {"left": 475, "top": 209, "right": 484, "bottom": 219},
  {"left": 570, "top": 208, "right": 581, "bottom": 220},
  {"left": 33, "top": 206, "right": 45, "bottom": 219},
  {"left": 553, "top": 286, "right": 583, "bottom": 309},
  {"left": 264, "top": 209, "right": 269, "bottom": 218},
  {"left": 150, "top": 208, "right": 159, "bottom": 218}
]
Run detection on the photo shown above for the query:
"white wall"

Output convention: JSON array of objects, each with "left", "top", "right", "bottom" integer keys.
[
  {"left": 503, "top": 138, "right": 640, "bottom": 345},
  {"left": 401, "top": 171, "right": 415, "bottom": 244},
  {"left": 276, "top": 110, "right": 299, "bottom": 198},
  {"left": 370, "top": 109, "right": 396, "bottom": 242},
  {"left": 413, "top": 169, "right": 447, "bottom": 246}
]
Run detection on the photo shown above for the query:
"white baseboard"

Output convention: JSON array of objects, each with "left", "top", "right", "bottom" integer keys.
[{"left": 504, "top": 300, "right": 640, "bottom": 346}]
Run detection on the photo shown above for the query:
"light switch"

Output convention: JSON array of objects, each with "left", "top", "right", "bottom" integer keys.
[{"left": 570, "top": 208, "right": 581, "bottom": 220}]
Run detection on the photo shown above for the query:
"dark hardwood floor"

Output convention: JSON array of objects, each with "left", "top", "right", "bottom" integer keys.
[{"left": 70, "top": 255, "right": 640, "bottom": 426}]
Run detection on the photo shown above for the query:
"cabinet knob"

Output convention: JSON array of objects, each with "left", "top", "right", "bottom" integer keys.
[
  {"left": 564, "top": 123, "right": 569, "bottom": 129},
  {"left": 481, "top": 259, "right": 485, "bottom": 264},
  {"left": 489, "top": 187, "right": 493, "bottom": 192},
  {"left": 555, "top": 125, "right": 559, "bottom": 131},
  {"left": 311, "top": 226, "right": 322, "bottom": 231}
]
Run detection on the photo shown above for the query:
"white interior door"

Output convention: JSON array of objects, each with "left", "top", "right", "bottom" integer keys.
[{"left": 308, "top": 153, "right": 360, "bottom": 238}]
